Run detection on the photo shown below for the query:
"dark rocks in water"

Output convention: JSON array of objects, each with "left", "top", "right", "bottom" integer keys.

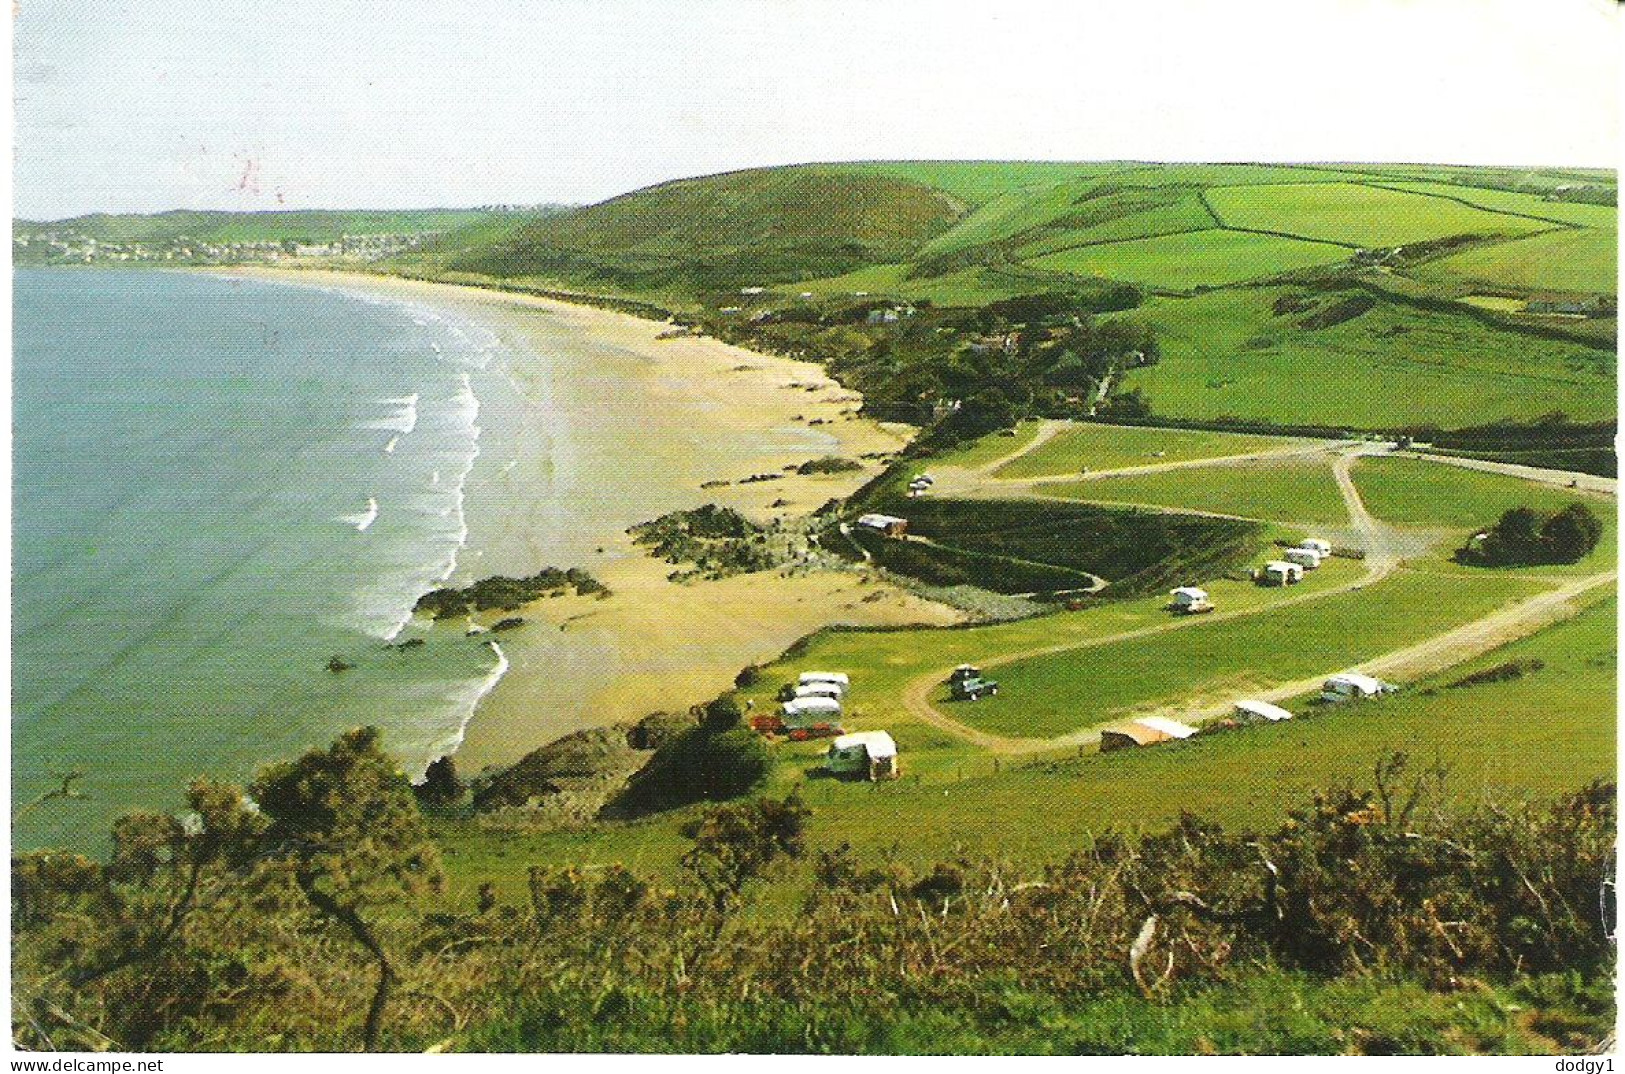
[
  {"left": 326, "top": 656, "right": 355, "bottom": 673},
  {"left": 490, "top": 617, "right": 525, "bottom": 632}
]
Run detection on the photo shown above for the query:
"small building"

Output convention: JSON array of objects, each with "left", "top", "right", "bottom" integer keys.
[
  {"left": 1284, "top": 547, "right": 1323, "bottom": 570},
  {"left": 1322, "top": 672, "right": 1394, "bottom": 703},
  {"left": 1169, "top": 586, "right": 1213, "bottom": 614},
  {"left": 1261, "top": 560, "right": 1305, "bottom": 586},
  {"left": 1300, "top": 538, "right": 1333, "bottom": 557},
  {"left": 1233, "top": 700, "right": 1294, "bottom": 724},
  {"left": 1100, "top": 716, "right": 1199, "bottom": 752},
  {"left": 825, "top": 731, "right": 899, "bottom": 781},
  {"left": 856, "top": 513, "right": 909, "bottom": 538},
  {"left": 794, "top": 681, "right": 845, "bottom": 701},
  {"left": 799, "top": 671, "right": 850, "bottom": 688}
]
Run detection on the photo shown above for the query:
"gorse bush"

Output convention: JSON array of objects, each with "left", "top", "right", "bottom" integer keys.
[{"left": 11, "top": 734, "right": 1615, "bottom": 1054}]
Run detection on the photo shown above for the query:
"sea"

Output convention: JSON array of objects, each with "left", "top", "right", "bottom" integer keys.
[{"left": 13, "top": 269, "right": 526, "bottom": 851}]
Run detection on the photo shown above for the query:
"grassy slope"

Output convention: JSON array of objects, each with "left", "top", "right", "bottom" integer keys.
[
  {"left": 1123, "top": 286, "right": 1615, "bottom": 426},
  {"left": 1043, "top": 456, "right": 1348, "bottom": 523},
  {"left": 1417, "top": 225, "right": 1619, "bottom": 295},
  {"left": 994, "top": 424, "right": 1312, "bottom": 479},
  {"left": 1204, "top": 182, "right": 1552, "bottom": 247},
  {"left": 1376, "top": 182, "right": 1617, "bottom": 229},
  {"left": 437, "top": 592, "right": 1614, "bottom": 894}
]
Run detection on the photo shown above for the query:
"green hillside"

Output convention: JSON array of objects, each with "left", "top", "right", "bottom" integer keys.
[{"left": 387, "top": 159, "right": 1614, "bottom": 432}]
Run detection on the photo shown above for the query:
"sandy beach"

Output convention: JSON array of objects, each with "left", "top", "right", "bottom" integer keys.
[{"left": 227, "top": 268, "right": 963, "bottom": 773}]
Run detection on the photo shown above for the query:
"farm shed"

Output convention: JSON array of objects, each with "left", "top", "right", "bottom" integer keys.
[
  {"left": 1284, "top": 547, "right": 1323, "bottom": 570},
  {"left": 1233, "top": 700, "right": 1294, "bottom": 724},
  {"left": 1322, "top": 672, "right": 1394, "bottom": 703},
  {"left": 1261, "top": 560, "right": 1305, "bottom": 586},
  {"left": 825, "top": 730, "right": 899, "bottom": 781},
  {"left": 1169, "top": 586, "right": 1213, "bottom": 614},
  {"left": 1100, "top": 716, "right": 1199, "bottom": 751},
  {"left": 1300, "top": 537, "right": 1332, "bottom": 556},
  {"left": 856, "top": 513, "right": 909, "bottom": 538},
  {"left": 794, "top": 682, "right": 844, "bottom": 701},
  {"left": 799, "top": 671, "right": 850, "bottom": 688}
]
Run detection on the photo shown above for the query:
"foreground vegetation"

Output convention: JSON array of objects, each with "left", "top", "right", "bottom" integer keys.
[{"left": 12, "top": 723, "right": 1614, "bottom": 1053}]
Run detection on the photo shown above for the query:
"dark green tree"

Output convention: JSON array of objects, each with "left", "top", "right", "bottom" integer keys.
[{"left": 251, "top": 727, "right": 441, "bottom": 1051}]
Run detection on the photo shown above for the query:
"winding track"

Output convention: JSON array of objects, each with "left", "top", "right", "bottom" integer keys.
[{"left": 896, "top": 436, "right": 1615, "bottom": 756}]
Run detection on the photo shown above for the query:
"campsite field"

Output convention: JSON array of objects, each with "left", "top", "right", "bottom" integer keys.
[
  {"left": 1043, "top": 456, "right": 1348, "bottom": 523},
  {"left": 990, "top": 423, "right": 1311, "bottom": 479},
  {"left": 944, "top": 568, "right": 1547, "bottom": 739},
  {"left": 1203, "top": 182, "right": 1552, "bottom": 248},
  {"left": 1025, "top": 228, "right": 1349, "bottom": 291},
  {"left": 436, "top": 592, "right": 1616, "bottom": 897}
]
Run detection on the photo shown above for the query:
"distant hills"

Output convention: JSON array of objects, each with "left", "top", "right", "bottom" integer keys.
[{"left": 392, "top": 160, "right": 1617, "bottom": 310}]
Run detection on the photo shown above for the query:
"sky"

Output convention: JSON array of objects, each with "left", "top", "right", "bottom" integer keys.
[{"left": 12, "top": 0, "right": 1622, "bottom": 219}]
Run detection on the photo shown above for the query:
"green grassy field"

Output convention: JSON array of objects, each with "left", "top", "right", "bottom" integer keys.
[
  {"left": 793, "top": 261, "right": 1040, "bottom": 306},
  {"left": 1043, "top": 456, "right": 1348, "bottom": 523},
  {"left": 436, "top": 591, "right": 1614, "bottom": 896},
  {"left": 1025, "top": 228, "right": 1349, "bottom": 290},
  {"left": 993, "top": 423, "right": 1316, "bottom": 479},
  {"left": 1417, "top": 225, "right": 1619, "bottom": 294},
  {"left": 1122, "top": 286, "right": 1616, "bottom": 427},
  {"left": 925, "top": 567, "right": 1548, "bottom": 739},
  {"left": 1353, "top": 455, "right": 1611, "bottom": 528},
  {"left": 915, "top": 180, "right": 1097, "bottom": 258},
  {"left": 1204, "top": 182, "right": 1552, "bottom": 248},
  {"left": 1011, "top": 193, "right": 1218, "bottom": 256},
  {"left": 932, "top": 421, "right": 1047, "bottom": 469},
  {"left": 1376, "top": 181, "right": 1617, "bottom": 229}
]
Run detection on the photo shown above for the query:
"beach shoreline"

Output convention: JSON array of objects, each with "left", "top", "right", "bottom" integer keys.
[{"left": 221, "top": 267, "right": 965, "bottom": 775}]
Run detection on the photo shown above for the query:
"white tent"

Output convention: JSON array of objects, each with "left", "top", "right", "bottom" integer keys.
[
  {"left": 1233, "top": 700, "right": 1294, "bottom": 723},
  {"left": 1134, "top": 716, "right": 1198, "bottom": 740},
  {"left": 799, "top": 671, "right": 850, "bottom": 687}
]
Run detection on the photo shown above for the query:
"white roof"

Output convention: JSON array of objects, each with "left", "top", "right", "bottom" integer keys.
[
  {"left": 1301, "top": 538, "right": 1332, "bottom": 551},
  {"left": 1264, "top": 560, "right": 1301, "bottom": 572},
  {"left": 794, "top": 682, "right": 844, "bottom": 697},
  {"left": 1234, "top": 700, "right": 1294, "bottom": 722},
  {"left": 830, "top": 730, "right": 897, "bottom": 758},
  {"left": 1285, "top": 547, "right": 1322, "bottom": 561},
  {"left": 1170, "top": 586, "right": 1209, "bottom": 600},
  {"left": 1134, "top": 716, "right": 1198, "bottom": 739},
  {"left": 857, "top": 513, "right": 908, "bottom": 529},
  {"left": 1326, "top": 672, "right": 1384, "bottom": 692},
  {"left": 799, "top": 671, "right": 850, "bottom": 686},
  {"left": 783, "top": 696, "right": 841, "bottom": 715}
]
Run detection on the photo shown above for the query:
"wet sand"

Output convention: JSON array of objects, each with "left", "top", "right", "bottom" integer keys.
[{"left": 229, "top": 268, "right": 963, "bottom": 772}]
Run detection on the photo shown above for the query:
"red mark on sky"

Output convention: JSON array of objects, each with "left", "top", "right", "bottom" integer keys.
[{"left": 236, "top": 157, "right": 261, "bottom": 196}]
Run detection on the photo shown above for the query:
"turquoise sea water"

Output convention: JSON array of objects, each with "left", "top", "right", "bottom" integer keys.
[{"left": 13, "top": 269, "right": 513, "bottom": 850}]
